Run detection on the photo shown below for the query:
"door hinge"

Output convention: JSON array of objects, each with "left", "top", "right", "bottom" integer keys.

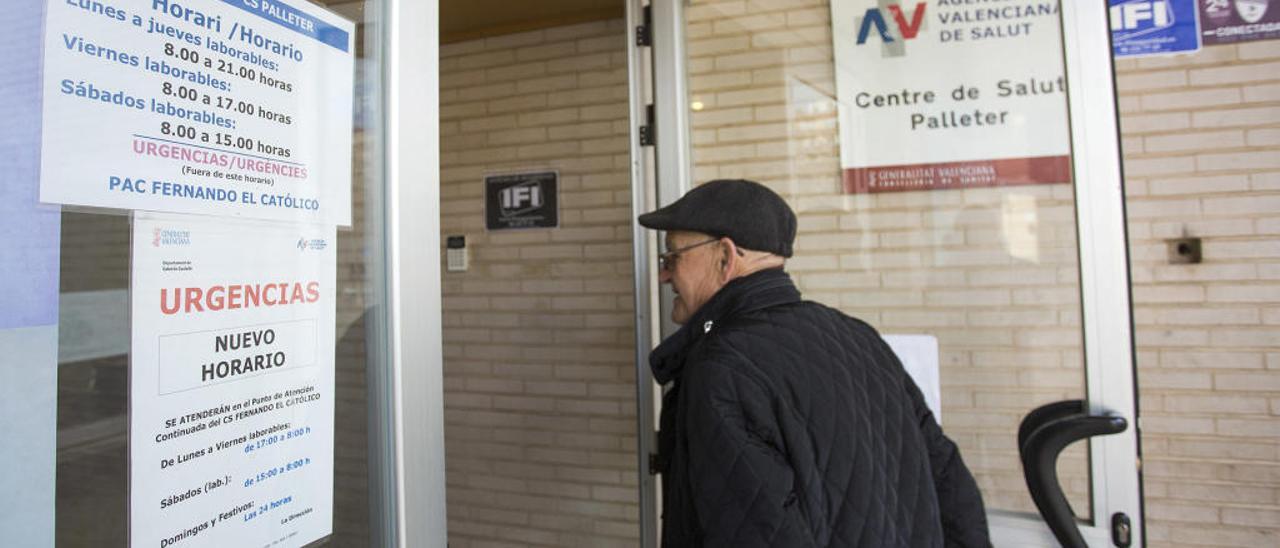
[
  {"left": 639, "top": 104, "right": 655, "bottom": 146},
  {"left": 636, "top": 5, "right": 653, "bottom": 47}
]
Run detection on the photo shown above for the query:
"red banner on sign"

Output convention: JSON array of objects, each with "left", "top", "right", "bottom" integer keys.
[{"left": 842, "top": 155, "right": 1072, "bottom": 194}]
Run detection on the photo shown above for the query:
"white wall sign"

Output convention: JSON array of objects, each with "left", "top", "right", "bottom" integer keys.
[
  {"left": 883, "top": 334, "right": 943, "bottom": 423},
  {"left": 41, "top": 0, "right": 355, "bottom": 226},
  {"left": 131, "top": 213, "right": 335, "bottom": 548},
  {"left": 831, "top": 0, "right": 1072, "bottom": 194}
]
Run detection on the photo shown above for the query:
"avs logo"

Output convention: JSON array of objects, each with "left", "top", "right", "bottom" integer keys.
[
  {"left": 153, "top": 228, "right": 191, "bottom": 247},
  {"left": 297, "top": 237, "right": 328, "bottom": 251},
  {"left": 1110, "top": 0, "right": 1175, "bottom": 38},
  {"left": 499, "top": 181, "right": 544, "bottom": 218},
  {"left": 856, "top": 2, "right": 927, "bottom": 45},
  {"left": 1236, "top": 0, "right": 1269, "bottom": 23}
]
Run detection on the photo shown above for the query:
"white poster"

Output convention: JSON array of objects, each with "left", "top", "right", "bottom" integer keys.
[
  {"left": 41, "top": 0, "right": 354, "bottom": 226},
  {"left": 831, "top": 0, "right": 1072, "bottom": 193},
  {"left": 131, "top": 213, "right": 335, "bottom": 548}
]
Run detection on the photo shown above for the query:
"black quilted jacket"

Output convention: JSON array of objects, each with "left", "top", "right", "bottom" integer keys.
[{"left": 652, "top": 269, "right": 990, "bottom": 548}]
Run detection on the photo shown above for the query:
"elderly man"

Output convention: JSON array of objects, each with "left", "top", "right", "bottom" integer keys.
[{"left": 640, "top": 179, "right": 990, "bottom": 547}]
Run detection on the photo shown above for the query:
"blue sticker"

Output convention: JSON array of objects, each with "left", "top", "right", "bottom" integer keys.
[{"left": 1111, "top": 0, "right": 1202, "bottom": 57}]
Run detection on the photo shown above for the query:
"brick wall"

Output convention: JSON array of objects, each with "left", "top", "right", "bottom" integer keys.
[
  {"left": 437, "top": 20, "right": 641, "bottom": 547},
  {"left": 1116, "top": 40, "right": 1280, "bottom": 546}
]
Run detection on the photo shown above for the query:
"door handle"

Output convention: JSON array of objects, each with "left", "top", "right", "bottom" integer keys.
[{"left": 1018, "top": 400, "right": 1128, "bottom": 548}]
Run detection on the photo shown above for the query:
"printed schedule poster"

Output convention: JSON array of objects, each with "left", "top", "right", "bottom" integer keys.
[
  {"left": 830, "top": 1, "right": 1072, "bottom": 194},
  {"left": 41, "top": 0, "right": 355, "bottom": 226},
  {"left": 130, "top": 213, "right": 336, "bottom": 548}
]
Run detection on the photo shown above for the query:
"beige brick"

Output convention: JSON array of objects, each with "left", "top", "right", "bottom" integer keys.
[
  {"left": 1121, "top": 135, "right": 1145, "bottom": 154},
  {"left": 1218, "top": 418, "right": 1280, "bottom": 438},
  {"left": 1216, "top": 328, "right": 1280, "bottom": 349},
  {"left": 1010, "top": 287, "right": 1079, "bottom": 305},
  {"left": 690, "top": 35, "right": 751, "bottom": 56},
  {"left": 879, "top": 310, "right": 967, "bottom": 328},
  {"left": 1141, "top": 88, "right": 1241, "bottom": 111},
  {"left": 923, "top": 289, "right": 1011, "bottom": 307},
  {"left": 1166, "top": 394, "right": 1271, "bottom": 414},
  {"left": 1198, "top": 150, "right": 1280, "bottom": 171},
  {"left": 1117, "top": 69, "right": 1187, "bottom": 91},
  {"left": 518, "top": 108, "right": 579, "bottom": 127},
  {"left": 517, "top": 74, "right": 578, "bottom": 94},
  {"left": 456, "top": 49, "right": 518, "bottom": 69},
  {"left": 1154, "top": 307, "right": 1260, "bottom": 325},
  {"left": 800, "top": 271, "right": 879, "bottom": 289},
  {"left": 488, "top": 94, "right": 549, "bottom": 114},
  {"left": 1141, "top": 415, "right": 1216, "bottom": 434},
  {"left": 1146, "top": 130, "right": 1245, "bottom": 153},
  {"left": 1152, "top": 263, "right": 1259, "bottom": 282},
  {"left": 1147, "top": 500, "right": 1222, "bottom": 524},
  {"left": 1207, "top": 284, "right": 1280, "bottom": 303},
  {"left": 1161, "top": 350, "right": 1265, "bottom": 369},
  {"left": 1193, "top": 106, "right": 1280, "bottom": 128},
  {"left": 1223, "top": 507, "right": 1280, "bottom": 528},
  {"left": 486, "top": 127, "right": 547, "bottom": 146},
  {"left": 543, "top": 20, "right": 613, "bottom": 42},
  {"left": 1215, "top": 372, "right": 1280, "bottom": 392},
  {"left": 1133, "top": 284, "right": 1206, "bottom": 303},
  {"left": 1190, "top": 61, "right": 1280, "bottom": 86},
  {"left": 1122, "top": 156, "right": 1198, "bottom": 177},
  {"left": 1261, "top": 264, "right": 1280, "bottom": 280},
  {"left": 1238, "top": 39, "right": 1280, "bottom": 58},
  {"left": 1136, "top": 328, "right": 1210, "bottom": 347},
  {"left": 967, "top": 268, "right": 1060, "bottom": 287},
  {"left": 1014, "top": 329, "right": 1080, "bottom": 347},
  {"left": 1243, "top": 82, "right": 1280, "bottom": 103},
  {"left": 1151, "top": 219, "right": 1253, "bottom": 239},
  {"left": 461, "top": 114, "right": 519, "bottom": 133},
  {"left": 1247, "top": 128, "right": 1280, "bottom": 147},
  {"left": 440, "top": 40, "right": 487, "bottom": 58},
  {"left": 880, "top": 270, "right": 966, "bottom": 288},
  {"left": 1117, "top": 95, "right": 1141, "bottom": 114},
  {"left": 840, "top": 290, "right": 924, "bottom": 308}
]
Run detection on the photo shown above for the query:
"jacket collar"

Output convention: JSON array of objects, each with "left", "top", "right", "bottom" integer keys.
[{"left": 649, "top": 268, "right": 800, "bottom": 384}]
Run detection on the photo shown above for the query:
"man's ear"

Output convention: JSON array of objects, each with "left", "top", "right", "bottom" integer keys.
[{"left": 718, "top": 238, "right": 739, "bottom": 282}]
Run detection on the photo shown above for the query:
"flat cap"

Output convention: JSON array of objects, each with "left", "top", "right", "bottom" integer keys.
[{"left": 638, "top": 179, "right": 796, "bottom": 257}]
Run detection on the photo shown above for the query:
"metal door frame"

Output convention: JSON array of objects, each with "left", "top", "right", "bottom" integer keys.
[
  {"left": 384, "top": 0, "right": 448, "bottom": 546},
  {"left": 636, "top": 1, "right": 1145, "bottom": 546}
]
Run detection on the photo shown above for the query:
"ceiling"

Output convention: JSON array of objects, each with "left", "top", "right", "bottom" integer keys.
[{"left": 323, "top": 0, "right": 624, "bottom": 43}]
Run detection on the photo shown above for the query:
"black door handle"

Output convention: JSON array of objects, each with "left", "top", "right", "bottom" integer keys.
[{"left": 1018, "top": 400, "right": 1128, "bottom": 548}]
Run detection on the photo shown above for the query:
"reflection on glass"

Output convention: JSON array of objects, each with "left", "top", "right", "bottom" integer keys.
[
  {"left": 51, "top": 0, "right": 384, "bottom": 545},
  {"left": 684, "top": 0, "right": 1090, "bottom": 519}
]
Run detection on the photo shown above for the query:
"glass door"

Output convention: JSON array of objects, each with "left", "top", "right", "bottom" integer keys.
[
  {"left": 646, "top": 0, "right": 1143, "bottom": 545},
  {"left": 0, "top": 0, "right": 446, "bottom": 545}
]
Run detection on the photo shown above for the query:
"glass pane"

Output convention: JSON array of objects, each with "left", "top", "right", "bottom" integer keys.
[
  {"left": 8, "top": 0, "right": 392, "bottom": 545},
  {"left": 683, "top": 0, "right": 1090, "bottom": 519}
]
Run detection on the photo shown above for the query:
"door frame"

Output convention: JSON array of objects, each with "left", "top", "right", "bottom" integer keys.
[
  {"left": 637, "top": 0, "right": 1145, "bottom": 546},
  {"left": 385, "top": 0, "right": 448, "bottom": 546}
]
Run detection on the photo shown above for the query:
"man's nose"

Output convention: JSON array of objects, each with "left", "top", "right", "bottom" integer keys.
[{"left": 658, "top": 267, "right": 672, "bottom": 283}]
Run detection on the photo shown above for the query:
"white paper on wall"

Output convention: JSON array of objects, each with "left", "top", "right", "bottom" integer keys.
[
  {"left": 884, "top": 334, "right": 943, "bottom": 423},
  {"left": 130, "top": 212, "right": 336, "bottom": 548},
  {"left": 40, "top": 0, "right": 355, "bottom": 225}
]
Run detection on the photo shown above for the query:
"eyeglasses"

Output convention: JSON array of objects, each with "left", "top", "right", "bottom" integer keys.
[{"left": 658, "top": 238, "right": 718, "bottom": 272}]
